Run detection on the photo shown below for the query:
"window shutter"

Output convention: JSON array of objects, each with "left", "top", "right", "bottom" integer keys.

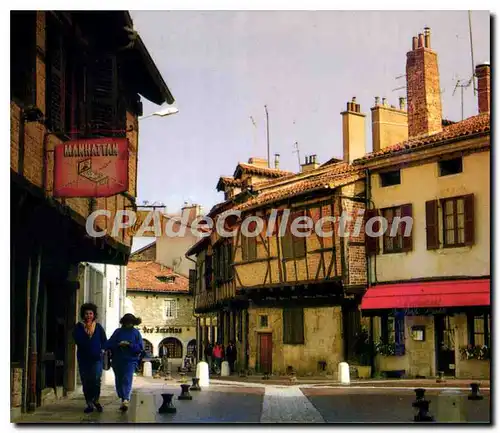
[
  {"left": 401, "top": 203, "right": 413, "bottom": 252},
  {"left": 283, "top": 309, "right": 292, "bottom": 343},
  {"left": 189, "top": 269, "right": 196, "bottom": 292},
  {"left": 464, "top": 194, "right": 475, "bottom": 246},
  {"left": 293, "top": 308, "right": 305, "bottom": 344},
  {"left": 87, "top": 55, "right": 122, "bottom": 136},
  {"left": 425, "top": 200, "right": 439, "bottom": 250},
  {"left": 283, "top": 308, "right": 304, "bottom": 344},
  {"left": 365, "top": 209, "right": 380, "bottom": 255},
  {"left": 467, "top": 313, "right": 474, "bottom": 346},
  {"left": 47, "top": 23, "right": 65, "bottom": 132}
]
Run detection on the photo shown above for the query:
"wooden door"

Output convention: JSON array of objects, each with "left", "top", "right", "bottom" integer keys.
[
  {"left": 259, "top": 333, "right": 273, "bottom": 374},
  {"left": 435, "top": 315, "right": 456, "bottom": 376}
]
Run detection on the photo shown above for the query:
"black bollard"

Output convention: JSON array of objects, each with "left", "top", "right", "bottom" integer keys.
[
  {"left": 239, "top": 369, "right": 247, "bottom": 378},
  {"left": 436, "top": 371, "right": 445, "bottom": 383},
  {"left": 158, "top": 393, "right": 177, "bottom": 414},
  {"left": 468, "top": 383, "right": 484, "bottom": 400},
  {"left": 412, "top": 388, "right": 434, "bottom": 422},
  {"left": 191, "top": 377, "right": 201, "bottom": 391},
  {"left": 178, "top": 383, "right": 193, "bottom": 400}
]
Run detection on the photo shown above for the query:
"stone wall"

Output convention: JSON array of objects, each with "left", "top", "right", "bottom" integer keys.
[{"left": 247, "top": 306, "right": 343, "bottom": 377}]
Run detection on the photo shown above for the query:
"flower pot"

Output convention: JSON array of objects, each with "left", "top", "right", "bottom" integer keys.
[{"left": 357, "top": 365, "right": 372, "bottom": 379}]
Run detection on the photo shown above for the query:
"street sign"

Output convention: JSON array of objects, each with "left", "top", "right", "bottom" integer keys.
[{"left": 53, "top": 137, "right": 129, "bottom": 198}]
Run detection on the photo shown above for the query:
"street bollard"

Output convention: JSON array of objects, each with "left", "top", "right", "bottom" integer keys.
[
  {"left": 196, "top": 361, "right": 210, "bottom": 387},
  {"left": 468, "top": 383, "right": 484, "bottom": 400},
  {"left": 129, "top": 391, "right": 157, "bottom": 422},
  {"left": 239, "top": 369, "right": 247, "bottom": 378},
  {"left": 158, "top": 393, "right": 177, "bottom": 414},
  {"left": 338, "top": 362, "right": 350, "bottom": 385},
  {"left": 178, "top": 383, "right": 193, "bottom": 400},
  {"left": 436, "top": 389, "right": 467, "bottom": 422},
  {"left": 221, "top": 361, "right": 230, "bottom": 377},
  {"left": 436, "top": 371, "right": 445, "bottom": 383},
  {"left": 412, "top": 388, "right": 434, "bottom": 422},
  {"left": 191, "top": 377, "right": 201, "bottom": 391},
  {"left": 143, "top": 361, "right": 152, "bottom": 378}
]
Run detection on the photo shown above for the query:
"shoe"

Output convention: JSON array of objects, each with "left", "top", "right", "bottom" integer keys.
[
  {"left": 119, "top": 400, "right": 129, "bottom": 412},
  {"left": 84, "top": 405, "right": 94, "bottom": 414},
  {"left": 93, "top": 401, "right": 103, "bottom": 412}
]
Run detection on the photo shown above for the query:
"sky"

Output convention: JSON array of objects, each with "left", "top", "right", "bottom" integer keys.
[{"left": 130, "top": 10, "right": 490, "bottom": 251}]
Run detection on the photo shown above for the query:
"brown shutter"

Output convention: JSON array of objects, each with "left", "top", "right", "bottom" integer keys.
[
  {"left": 464, "top": 194, "right": 475, "bottom": 246},
  {"left": 401, "top": 203, "right": 413, "bottom": 252},
  {"left": 283, "top": 309, "right": 293, "bottom": 343},
  {"left": 189, "top": 269, "right": 197, "bottom": 292},
  {"left": 47, "top": 19, "right": 65, "bottom": 132},
  {"left": 293, "top": 308, "right": 305, "bottom": 344},
  {"left": 87, "top": 55, "right": 121, "bottom": 136},
  {"left": 365, "top": 209, "right": 380, "bottom": 255},
  {"left": 425, "top": 200, "right": 439, "bottom": 250}
]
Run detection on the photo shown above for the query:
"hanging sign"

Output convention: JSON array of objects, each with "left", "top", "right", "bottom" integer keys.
[{"left": 53, "top": 137, "right": 129, "bottom": 198}]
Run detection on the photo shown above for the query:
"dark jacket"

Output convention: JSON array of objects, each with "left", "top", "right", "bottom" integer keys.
[
  {"left": 73, "top": 322, "right": 107, "bottom": 365},
  {"left": 105, "top": 327, "right": 143, "bottom": 365},
  {"left": 226, "top": 345, "right": 237, "bottom": 360}
]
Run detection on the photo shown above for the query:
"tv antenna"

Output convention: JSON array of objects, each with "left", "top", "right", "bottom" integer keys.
[
  {"left": 452, "top": 78, "right": 472, "bottom": 121},
  {"left": 293, "top": 141, "right": 301, "bottom": 171},
  {"left": 392, "top": 73, "right": 406, "bottom": 92}
]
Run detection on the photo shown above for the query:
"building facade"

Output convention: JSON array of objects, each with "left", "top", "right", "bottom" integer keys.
[
  {"left": 358, "top": 30, "right": 490, "bottom": 379},
  {"left": 127, "top": 253, "right": 196, "bottom": 371},
  {"left": 10, "top": 10, "right": 174, "bottom": 416}
]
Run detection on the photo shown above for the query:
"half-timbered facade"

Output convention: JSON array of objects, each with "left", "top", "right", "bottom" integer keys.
[
  {"left": 11, "top": 11, "right": 174, "bottom": 416},
  {"left": 188, "top": 157, "right": 369, "bottom": 376}
]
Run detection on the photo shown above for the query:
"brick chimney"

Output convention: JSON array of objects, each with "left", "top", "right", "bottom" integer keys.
[
  {"left": 475, "top": 63, "right": 490, "bottom": 114},
  {"left": 406, "top": 27, "right": 443, "bottom": 138},
  {"left": 341, "top": 97, "right": 366, "bottom": 163},
  {"left": 181, "top": 204, "right": 201, "bottom": 225},
  {"left": 371, "top": 96, "right": 408, "bottom": 152},
  {"left": 247, "top": 157, "right": 268, "bottom": 168},
  {"left": 301, "top": 155, "right": 320, "bottom": 173}
]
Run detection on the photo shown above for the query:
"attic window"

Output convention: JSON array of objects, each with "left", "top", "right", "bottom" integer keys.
[
  {"left": 380, "top": 170, "right": 401, "bottom": 187},
  {"left": 439, "top": 157, "right": 463, "bottom": 177},
  {"left": 156, "top": 275, "right": 176, "bottom": 283}
]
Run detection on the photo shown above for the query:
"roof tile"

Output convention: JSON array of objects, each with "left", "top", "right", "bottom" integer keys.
[{"left": 127, "top": 261, "right": 189, "bottom": 293}]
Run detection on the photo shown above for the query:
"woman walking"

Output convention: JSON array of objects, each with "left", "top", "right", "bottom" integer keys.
[
  {"left": 73, "top": 303, "right": 107, "bottom": 413},
  {"left": 105, "top": 314, "right": 144, "bottom": 412}
]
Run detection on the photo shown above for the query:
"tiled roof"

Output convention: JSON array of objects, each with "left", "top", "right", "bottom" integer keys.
[
  {"left": 127, "top": 261, "right": 189, "bottom": 293},
  {"left": 216, "top": 176, "right": 244, "bottom": 191},
  {"left": 233, "top": 162, "right": 293, "bottom": 179},
  {"left": 354, "top": 113, "right": 490, "bottom": 164},
  {"left": 235, "top": 162, "right": 364, "bottom": 212}
]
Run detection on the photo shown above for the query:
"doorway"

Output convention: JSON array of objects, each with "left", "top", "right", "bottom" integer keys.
[
  {"left": 435, "top": 315, "right": 456, "bottom": 376},
  {"left": 258, "top": 333, "right": 272, "bottom": 374}
]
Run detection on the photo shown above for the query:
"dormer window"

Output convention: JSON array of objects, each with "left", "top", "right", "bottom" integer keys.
[{"left": 156, "top": 275, "right": 176, "bottom": 283}]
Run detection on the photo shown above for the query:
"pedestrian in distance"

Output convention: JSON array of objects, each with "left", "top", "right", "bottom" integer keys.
[
  {"left": 105, "top": 313, "right": 144, "bottom": 412},
  {"left": 226, "top": 341, "right": 237, "bottom": 374},
  {"left": 213, "top": 342, "right": 223, "bottom": 374},
  {"left": 204, "top": 341, "right": 214, "bottom": 372},
  {"left": 73, "top": 303, "right": 107, "bottom": 414}
]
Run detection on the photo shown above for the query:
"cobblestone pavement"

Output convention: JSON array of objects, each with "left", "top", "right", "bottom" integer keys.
[{"left": 13, "top": 376, "right": 491, "bottom": 424}]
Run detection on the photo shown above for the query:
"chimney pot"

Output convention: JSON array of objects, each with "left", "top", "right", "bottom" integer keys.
[
  {"left": 424, "top": 27, "right": 431, "bottom": 48},
  {"left": 375, "top": 96, "right": 380, "bottom": 106},
  {"left": 418, "top": 33, "right": 424, "bottom": 48},
  {"left": 399, "top": 97, "right": 406, "bottom": 110},
  {"left": 274, "top": 153, "right": 280, "bottom": 169},
  {"left": 382, "top": 97, "right": 387, "bottom": 106},
  {"left": 352, "top": 96, "right": 357, "bottom": 103},
  {"left": 412, "top": 36, "right": 418, "bottom": 50}
]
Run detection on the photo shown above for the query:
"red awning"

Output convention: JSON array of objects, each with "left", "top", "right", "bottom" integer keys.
[{"left": 361, "top": 279, "right": 490, "bottom": 310}]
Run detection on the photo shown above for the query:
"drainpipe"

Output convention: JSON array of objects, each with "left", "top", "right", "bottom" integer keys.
[
  {"left": 365, "top": 168, "right": 376, "bottom": 377},
  {"left": 28, "top": 245, "right": 42, "bottom": 412}
]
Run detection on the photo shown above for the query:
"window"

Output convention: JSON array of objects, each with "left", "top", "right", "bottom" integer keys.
[
  {"left": 189, "top": 269, "right": 197, "bottom": 293},
  {"left": 143, "top": 339, "right": 153, "bottom": 357},
  {"left": 260, "top": 315, "right": 269, "bottom": 328},
  {"left": 426, "top": 195, "right": 474, "bottom": 250},
  {"left": 283, "top": 308, "right": 304, "bottom": 344},
  {"left": 381, "top": 312, "right": 405, "bottom": 355},
  {"left": 468, "top": 313, "right": 490, "bottom": 347},
  {"left": 205, "top": 254, "right": 213, "bottom": 290},
  {"left": 214, "top": 241, "right": 234, "bottom": 283},
  {"left": 439, "top": 157, "right": 463, "bottom": 177},
  {"left": 156, "top": 275, "right": 176, "bottom": 283},
  {"left": 242, "top": 235, "right": 257, "bottom": 261},
  {"left": 442, "top": 197, "right": 466, "bottom": 247},
  {"left": 164, "top": 299, "right": 177, "bottom": 319},
  {"left": 380, "top": 170, "right": 401, "bottom": 187},
  {"left": 381, "top": 204, "right": 413, "bottom": 254},
  {"left": 11, "top": 11, "right": 36, "bottom": 106},
  {"left": 281, "top": 211, "right": 306, "bottom": 260}
]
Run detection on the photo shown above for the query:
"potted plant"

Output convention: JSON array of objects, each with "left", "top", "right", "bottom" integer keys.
[{"left": 353, "top": 328, "right": 372, "bottom": 379}]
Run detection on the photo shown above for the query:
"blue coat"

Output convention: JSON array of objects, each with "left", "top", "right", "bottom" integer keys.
[
  {"left": 73, "top": 322, "right": 107, "bottom": 366},
  {"left": 105, "top": 327, "right": 143, "bottom": 365}
]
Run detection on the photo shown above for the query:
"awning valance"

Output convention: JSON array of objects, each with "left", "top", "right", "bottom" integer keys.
[{"left": 361, "top": 279, "right": 490, "bottom": 310}]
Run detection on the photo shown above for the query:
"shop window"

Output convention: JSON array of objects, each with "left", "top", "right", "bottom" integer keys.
[
  {"left": 468, "top": 313, "right": 490, "bottom": 347},
  {"left": 381, "top": 312, "right": 405, "bottom": 355},
  {"left": 159, "top": 338, "right": 182, "bottom": 358},
  {"left": 143, "top": 339, "right": 153, "bottom": 357}
]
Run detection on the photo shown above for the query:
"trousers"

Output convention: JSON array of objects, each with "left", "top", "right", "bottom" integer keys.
[
  {"left": 79, "top": 360, "right": 103, "bottom": 404},
  {"left": 112, "top": 360, "right": 137, "bottom": 401}
]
